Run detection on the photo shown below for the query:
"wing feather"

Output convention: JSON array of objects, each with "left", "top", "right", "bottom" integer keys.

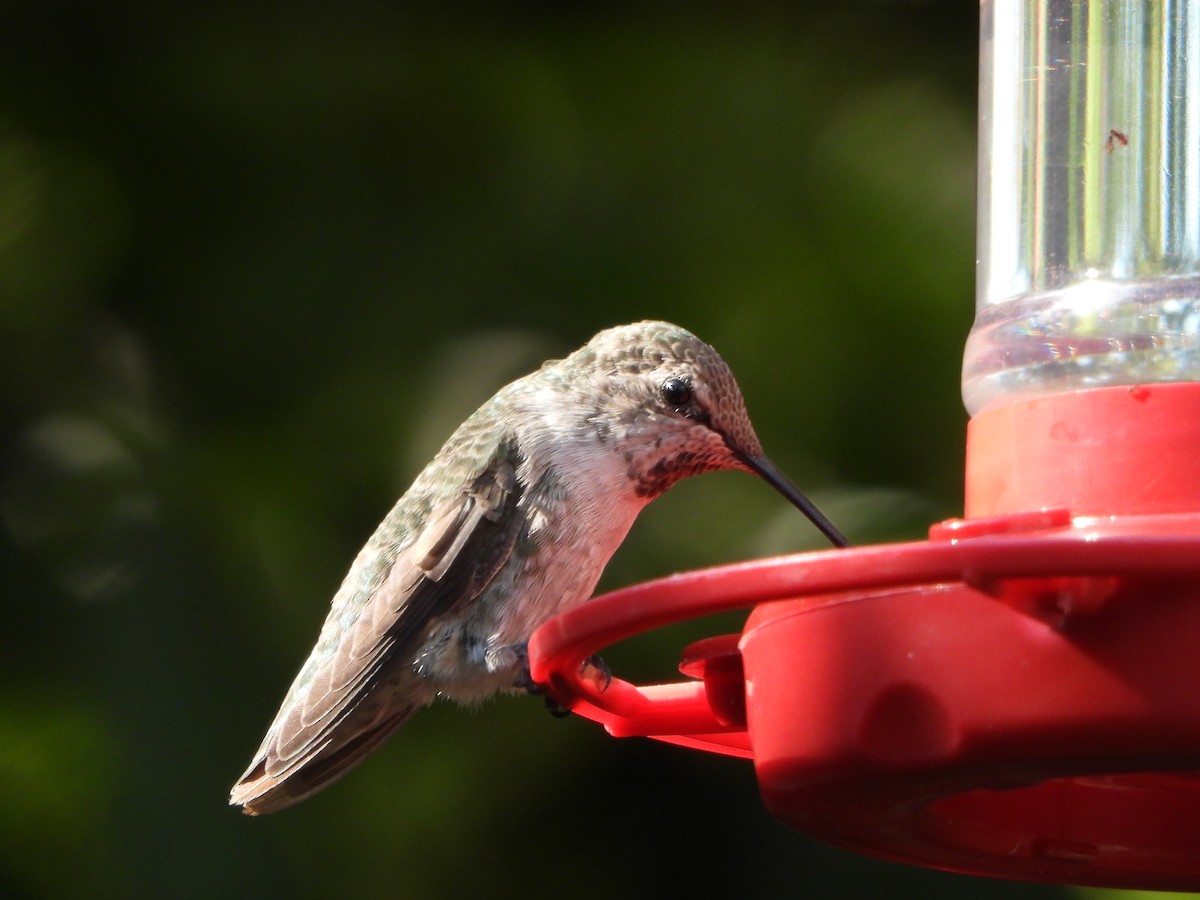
[{"left": 231, "top": 440, "right": 524, "bottom": 813}]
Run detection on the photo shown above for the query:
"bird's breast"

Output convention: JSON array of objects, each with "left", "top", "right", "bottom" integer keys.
[{"left": 490, "top": 435, "right": 649, "bottom": 643}]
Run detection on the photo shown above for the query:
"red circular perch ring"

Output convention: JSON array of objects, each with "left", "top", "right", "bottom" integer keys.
[{"left": 528, "top": 383, "right": 1200, "bottom": 889}]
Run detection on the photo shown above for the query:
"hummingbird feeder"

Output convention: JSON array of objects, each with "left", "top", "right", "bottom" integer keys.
[{"left": 528, "top": 0, "right": 1200, "bottom": 889}]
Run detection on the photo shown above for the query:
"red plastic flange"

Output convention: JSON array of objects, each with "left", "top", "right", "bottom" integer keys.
[
  {"left": 527, "top": 382, "right": 1200, "bottom": 888},
  {"left": 966, "top": 381, "right": 1200, "bottom": 518}
]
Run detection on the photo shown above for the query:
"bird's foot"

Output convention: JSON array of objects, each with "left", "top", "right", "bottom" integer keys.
[
  {"left": 509, "top": 641, "right": 545, "bottom": 694},
  {"left": 508, "top": 643, "right": 609, "bottom": 715},
  {"left": 507, "top": 641, "right": 578, "bottom": 717}
]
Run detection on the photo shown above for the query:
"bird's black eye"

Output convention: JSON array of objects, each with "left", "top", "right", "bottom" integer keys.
[{"left": 661, "top": 377, "right": 694, "bottom": 409}]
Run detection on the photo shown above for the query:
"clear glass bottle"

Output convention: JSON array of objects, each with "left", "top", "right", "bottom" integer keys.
[{"left": 963, "top": 0, "right": 1200, "bottom": 415}]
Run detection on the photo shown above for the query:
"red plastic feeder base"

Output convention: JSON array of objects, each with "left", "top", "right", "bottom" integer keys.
[{"left": 528, "top": 383, "right": 1200, "bottom": 889}]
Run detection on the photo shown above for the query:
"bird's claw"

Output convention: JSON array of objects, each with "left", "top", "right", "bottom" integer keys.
[
  {"left": 510, "top": 643, "right": 609, "bottom": 716},
  {"left": 544, "top": 696, "right": 573, "bottom": 718},
  {"left": 510, "top": 641, "right": 546, "bottom": 694},
  {"left": 542, "top": 657, "right": 609, "bottom": 717},
  {"left": 515, "top": 666, "right": 571, "bottom": 716},
  {"left": 580, "top": 655, "right": 612, "bottom": 692}
]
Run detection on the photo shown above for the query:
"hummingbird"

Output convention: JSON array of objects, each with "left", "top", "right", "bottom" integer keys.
[{"left": 230, "top": 320, "right": 848, "bottom": 815}]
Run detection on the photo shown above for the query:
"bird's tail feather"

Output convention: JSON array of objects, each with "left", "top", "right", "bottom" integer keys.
[{"left": 230, "top": 704, "right": 418, "bottom": 815}]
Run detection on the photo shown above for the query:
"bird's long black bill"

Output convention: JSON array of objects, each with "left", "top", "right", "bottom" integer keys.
[{"left": 738, "top": 452, "right": 851, "bottom": 548}]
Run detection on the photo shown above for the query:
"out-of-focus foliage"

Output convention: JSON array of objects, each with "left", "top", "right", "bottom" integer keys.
[{"left": 0, "top": 2, "right": 1085, "bottom": 898}]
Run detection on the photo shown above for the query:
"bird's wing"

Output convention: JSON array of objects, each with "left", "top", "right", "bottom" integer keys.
[{"left": 231, "top": 439, "right": 523, "bottom": 813}]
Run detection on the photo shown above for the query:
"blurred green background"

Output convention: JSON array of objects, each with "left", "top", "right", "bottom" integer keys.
[{"left": 0, "top": 2, "right": 1171, "bottom": 899}]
